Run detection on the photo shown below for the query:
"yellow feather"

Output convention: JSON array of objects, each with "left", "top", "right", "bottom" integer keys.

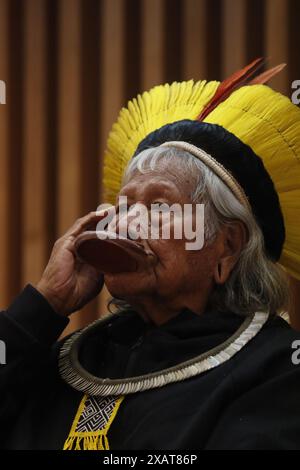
[
  {"left": 103, "top": 80, "right": 219, "bottom": 205},
  {"left": 204, "top": 85, "right": 300, "bottom": 279},
  {"left": 102, "top": 80, "right": 300, "bottom": 279}
]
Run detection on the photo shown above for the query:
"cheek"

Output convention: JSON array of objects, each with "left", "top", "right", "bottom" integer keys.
[
  {"left": 149, "top": 238, "right": 186, "bottom": 270},
  {"left": 104, "top": 269, "right": 157, "bottom": 299},
  {"left": 154, "top": 239, "right": 218, "bottom": 289},
  {"left": 184, "top": 245, "right": 220, "bottom": 289},
  {"left": 149, "top": 238, "right": 192, "bottom": 290}
]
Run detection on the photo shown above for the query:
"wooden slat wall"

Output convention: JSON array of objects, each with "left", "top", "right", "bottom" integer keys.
[
  {"left": 141, "top": 0, "right": 164, "bottom": 89},
  {"left": 22, "top": 0, "right": 49, "bottom": 286},
  {"left": 222, "top": 0, "right": 247, "bottom": 77},
  {"left": 0, "top": 0, "right": 299, "bottom": 330},
  {"left": 183, "top": 0, "right": 207, "bottom": 80},
  {"left": 266, "top": 0, "right": 289, "bottom": 94},
  {"left": 0, "top": 0, "right": 9, "bottom": 306}
]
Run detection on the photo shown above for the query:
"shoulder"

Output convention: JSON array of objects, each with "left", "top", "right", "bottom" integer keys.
[
  {"left": 252, "top": 315, "right": 300, "bottom": 359},
  {"left": 232, "top": 315, "right": 300, "bottom": 384}
]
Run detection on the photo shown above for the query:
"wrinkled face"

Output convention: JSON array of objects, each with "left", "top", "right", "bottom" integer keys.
[{"left": 104, "top": 170, "right": 221, "bottom": 309}]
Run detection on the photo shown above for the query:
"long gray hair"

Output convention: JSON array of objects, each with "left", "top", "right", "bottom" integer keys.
[{"left": 109, "top": 146, "right": 288, "bottom": 317}]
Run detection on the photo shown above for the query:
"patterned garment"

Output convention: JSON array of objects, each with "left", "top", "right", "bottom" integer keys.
[{"left": 63, "top": 394, "right": 124, "bottom": 450}]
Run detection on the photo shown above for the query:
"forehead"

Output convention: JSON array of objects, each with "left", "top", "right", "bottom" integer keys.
[{"left": 119, "top": 173, "right": 191, "bottom": 202}]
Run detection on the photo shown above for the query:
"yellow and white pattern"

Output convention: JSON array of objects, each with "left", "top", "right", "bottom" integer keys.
[{"left": 63, "top": 394, "right": 124, "bottom": 450}]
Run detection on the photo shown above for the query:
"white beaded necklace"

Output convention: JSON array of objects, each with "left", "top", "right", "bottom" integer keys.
[{"left": 59, "top": 310, "right": 269, "bottom": 397}]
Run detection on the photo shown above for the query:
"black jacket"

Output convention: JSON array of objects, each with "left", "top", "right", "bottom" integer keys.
[{"left": 1, "top": 284, "right": 300, "bottom": 450}]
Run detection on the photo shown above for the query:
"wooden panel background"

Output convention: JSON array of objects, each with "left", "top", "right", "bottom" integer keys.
[{"left": 0, "top": 0, "right": 299, "bottom": 332}]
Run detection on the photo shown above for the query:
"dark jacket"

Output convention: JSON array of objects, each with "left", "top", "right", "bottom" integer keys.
[{"left": 1, "top": 284, "right": 300, "bottom": 450}]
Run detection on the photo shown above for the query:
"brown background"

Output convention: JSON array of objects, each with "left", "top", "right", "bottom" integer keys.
[{"left": 0, "top": 0, "right": 299, "bottom": 334}]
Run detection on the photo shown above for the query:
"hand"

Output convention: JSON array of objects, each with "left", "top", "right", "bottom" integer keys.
[{"left": 36, "top": 211, "right": 108, "bottom": 316}]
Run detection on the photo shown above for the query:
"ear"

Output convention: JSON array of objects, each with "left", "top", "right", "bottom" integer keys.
[{"left": 213, "top": 222, "right": 247, "bottom": 285}]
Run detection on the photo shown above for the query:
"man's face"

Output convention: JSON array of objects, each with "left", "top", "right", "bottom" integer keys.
[{"left": 104, "top": 171, "right": 219, "bottom": 308}]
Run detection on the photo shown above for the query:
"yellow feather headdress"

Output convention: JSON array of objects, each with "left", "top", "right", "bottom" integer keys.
[{"left": 103, "top": 60, "right": 300, "bottom": 280}]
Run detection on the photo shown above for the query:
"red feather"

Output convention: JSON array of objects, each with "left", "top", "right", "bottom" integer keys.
[
  {"left": 196, "top": 57, "right": 284, "bottom": 121},
  {"left": 249, "top": 63, "right": 286, "bottom": 85}
]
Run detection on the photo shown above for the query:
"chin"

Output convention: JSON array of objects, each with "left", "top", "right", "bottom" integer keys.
[{"left": 104, "top": 271, "right": 154, "bottom": 300}]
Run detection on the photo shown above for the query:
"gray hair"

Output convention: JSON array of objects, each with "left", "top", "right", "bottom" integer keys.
[{"left": 111, "top": 146, "right": 288, "bottom": 317}]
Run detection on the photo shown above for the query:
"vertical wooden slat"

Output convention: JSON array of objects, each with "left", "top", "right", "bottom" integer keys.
[
  {"left": 99, "top": 0, "right": 125, "bottom": 165},
  {"left": 222, "top": 0, "right": 247, "bottom": 78},
  {"left": 57, "top": 0, "right": 82, "bottom": 331},
  {"left": 79, "top": 0, "right": 101, "bottom": 324},
  {"left": 0, "top": 0, "right": 9, "bottom": 306},
  {"left": 57, "top": 0, "right": 81, "bottom": 233},
  {"left": 183, "top": 0, "right": 208, "bottom": 81},
  {"left": 124, "top": 0, "right": 142, "bottom": 101},
  {"left": 99, "top": 0, "right": 126, "bottom": 317},
  {"left": 6, "top": 0, "right": 24, "bottom": 302},
  {"left": 246, "top": 0, "right": 265, "bottom": 61},
  {"left": 141, "top": 0, "right": 164, "bottom": 90},
  {"left": 206, "top": 0, "right": 222, "bottom": 80},
  {"left": 80, "top": 0, "right": 100, "bottom": 216},
  {"left": 163, "top": 0, "right": 183, "bottom": 83},
  {"left": 265, "top": 0, "right": 289, "bottom": 94},
  {"left": 22, "top": 0, "right": 48, "bottom": 286},
  {"left": 45, "top": 0, "right": 59, "bottom": 253}
]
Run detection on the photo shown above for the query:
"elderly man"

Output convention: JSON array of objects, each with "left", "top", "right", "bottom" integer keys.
[{"left": 1, "top": 62, "right": 300, "bottom": 450}]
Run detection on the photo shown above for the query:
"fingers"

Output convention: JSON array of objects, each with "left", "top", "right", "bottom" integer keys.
[{"left": 64, "top": 207, "right": 115, "bottom": 240}]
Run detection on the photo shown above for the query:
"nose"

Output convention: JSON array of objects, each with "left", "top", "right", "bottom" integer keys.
[{"left": 111, "top": 204, "right": 149, "bottom": 241}]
